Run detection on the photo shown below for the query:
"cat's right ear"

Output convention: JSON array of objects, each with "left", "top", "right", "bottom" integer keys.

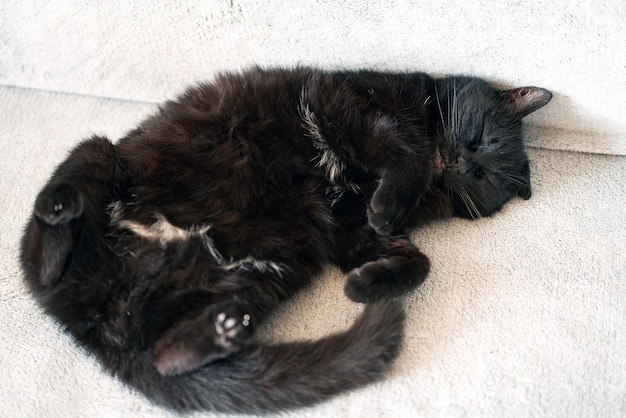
[{"left": 501, "top": 87, "right": 552, "bottom": 119}]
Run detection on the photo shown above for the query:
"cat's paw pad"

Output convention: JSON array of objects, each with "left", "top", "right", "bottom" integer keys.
[
  {"left": 34, "top": 183, "right": 84, "bottom": 225},
  {"left": 153, "top": 303, "right": 255, "bottom": 376},
  {"left": 213, "top": 304, "right": 254, "bottom": 350}
]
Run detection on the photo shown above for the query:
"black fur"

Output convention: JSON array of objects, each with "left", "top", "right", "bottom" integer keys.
[{"left": 20, "top": 67, "right": 551, "bottom": 414}]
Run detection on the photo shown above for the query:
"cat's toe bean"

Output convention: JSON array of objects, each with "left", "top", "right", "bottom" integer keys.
[
  {"left": 214, "top": 312, "right": 227, "bottom": 335},
  {"left": 225, "top": 327, "right": 240, "bottom": 339},
  {"left": 224, "top": 317, "right": 237, "bottom": 330}
]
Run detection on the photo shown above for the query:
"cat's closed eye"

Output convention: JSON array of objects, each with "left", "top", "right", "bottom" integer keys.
[
  {"left": 466, "top": 120, "right": 485, "bottom": 152},
  {"left": 467, "top": 136, "right": 482, "bottom": 152}
]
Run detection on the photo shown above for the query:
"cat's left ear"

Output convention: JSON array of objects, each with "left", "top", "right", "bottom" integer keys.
[{"left": 501, "top": 87, "right": 552, "bottom": 119}]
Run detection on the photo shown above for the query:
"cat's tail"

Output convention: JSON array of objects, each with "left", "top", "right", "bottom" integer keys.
[{"left": 118, "top": 299, "right": 405, "bottom": 414}]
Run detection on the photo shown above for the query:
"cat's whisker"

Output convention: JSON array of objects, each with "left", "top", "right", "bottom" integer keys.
[
  {"left": 458, "top": 186, "right": 482, "bottom": 220},
  {"left": 499, "top": 172, "right": 527, "bottom": 187},
  {"left": 452, "top": 80, "right": 459, "bottom": 141},
  {"left": 456, "top": 191, "right": 474, "bottom": 218},
  {"left": 434, "top": 84, "right": 447, "bottom": 138},
  {"left": 447, "top": 87, "right": 454, "bottom": 141}
]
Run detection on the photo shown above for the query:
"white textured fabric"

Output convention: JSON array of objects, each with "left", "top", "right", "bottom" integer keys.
[
  {"left": 1, "top": 0, "right": 625, "bottom": 154},
  {"left": 1, "top": 1, "right": 625, "bottom": 417}
]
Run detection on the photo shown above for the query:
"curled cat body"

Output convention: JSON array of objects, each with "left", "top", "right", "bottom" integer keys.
[{"left": 20, "top": 67, "right": 551, "bottom": 414}]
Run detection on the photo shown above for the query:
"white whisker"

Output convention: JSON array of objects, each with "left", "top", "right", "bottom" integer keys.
[
  {"left": 452, "top": 80, "right": 459, "bottom": 142},
  {"left": 498, "top": 172, "right": 527, "bottom": 188},
  {"left": 434, "top": 84, "right": 447, "bottom": 138},
  {"left": 459, "top": 186, "right": 482, "bottom": 220}
]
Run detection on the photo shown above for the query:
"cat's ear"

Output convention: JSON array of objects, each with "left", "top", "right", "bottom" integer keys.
[
  {"left": 501, "top": 87, "right": 552, "bottom": 119},
  {"left": 517, "top": 162, "right": 532, "bottom": 200}
]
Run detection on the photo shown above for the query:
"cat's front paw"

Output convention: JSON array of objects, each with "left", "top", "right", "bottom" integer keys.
[
  {"left": 34, "top": 183, "right": 84, "bottom": 225},
  {"left": 367, "top": 209, "right": 401, "bottom": 236},
  {"left": 345, "top": 256, "right": 429, "bottom": 303},
  {"left": 367, "top": 191, "right": 406, "bottom": 236}
]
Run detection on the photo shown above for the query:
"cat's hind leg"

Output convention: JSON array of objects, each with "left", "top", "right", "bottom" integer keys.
[
  {"left": 34, "top": 182, "right": 85, "bottom": 225},
  {"left": 153, "top": 298, "right": 255, "bottom": 376},
  {"left": 151, "top": 256, "right": 315, "bottom": 375},
  {"left": 21, "top": 136, "right": 118, "bottom": 289},
  {"left": 21, "top": 183, "right": 85, "bottom": 288}
]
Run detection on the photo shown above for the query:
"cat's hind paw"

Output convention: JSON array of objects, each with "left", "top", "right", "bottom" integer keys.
[
  {"left": 213, "top": 305, "right": 254, "bottom": 350},
  {"left": 34, "top": 183, "right": 84, "bottom": 225},
  {"left": 153, "top": 301, "right": 255, "bottom": 376}
]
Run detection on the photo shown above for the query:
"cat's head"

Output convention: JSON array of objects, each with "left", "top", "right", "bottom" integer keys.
[{"left": 433, "top": 77, "right": 552, "bottom": 219}]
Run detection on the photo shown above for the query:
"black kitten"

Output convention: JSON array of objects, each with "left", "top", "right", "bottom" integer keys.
[{"left": 20, "top": 67, "right": 551, "bottom": 414}]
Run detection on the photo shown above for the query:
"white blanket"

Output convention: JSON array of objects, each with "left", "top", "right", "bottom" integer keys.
[{"left": 2, "top": 0, "right": 625, "bottom": 155}]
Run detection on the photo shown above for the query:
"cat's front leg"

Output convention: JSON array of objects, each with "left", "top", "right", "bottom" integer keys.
[
  {"left": 333, "top": 197, "right": 430, "bottom": 303},
  {"left": 355, "top": 113, "right": 434, "bottom": 236},
  {"left": 367, "top": 173, "right": 411, "bottom": 236},
  {"left": 367, "top": 155, "right": 431, "bottom": 235},
  {"left": 339, "top": 227, "right": 430, "bottom": 303}
]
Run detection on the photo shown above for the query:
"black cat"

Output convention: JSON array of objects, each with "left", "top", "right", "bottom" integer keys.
[{"left": 20, "top": 67, "right": 551, "bottom": 414}]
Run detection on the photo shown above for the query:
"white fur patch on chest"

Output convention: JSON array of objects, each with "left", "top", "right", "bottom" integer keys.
[
  {"left": 108, "top": 201, "right": 285, "bottom": 277},
  {"left": 108, "top": 201, "right": 210, "bottom": 246},
  {"left": 117, "top": 216, "right": 212, "bottom": 247}
]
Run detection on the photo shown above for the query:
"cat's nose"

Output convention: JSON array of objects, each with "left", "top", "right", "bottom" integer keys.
[{"left": 454, "top": 157, "right": 469, "bottom": 175}]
